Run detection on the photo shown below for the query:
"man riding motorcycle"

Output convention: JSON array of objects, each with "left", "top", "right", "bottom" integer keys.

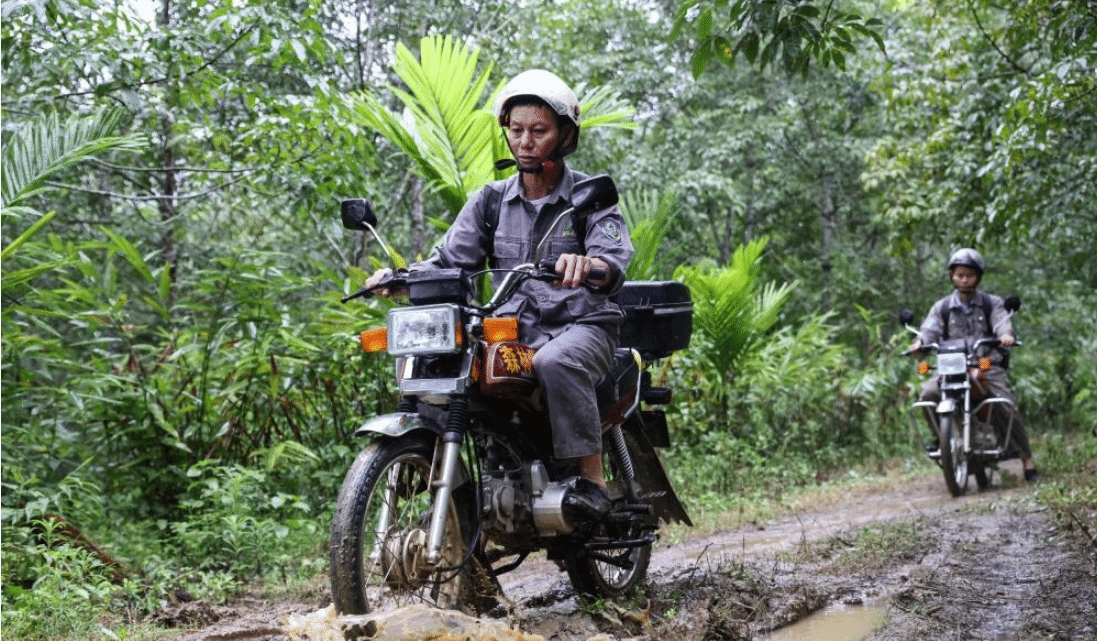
[
  {"left": 365, "top": 69, "right": 634, "bottom": 524},
  {"left": 907, "top": 248, "right": 1038, "bottom": 481}
]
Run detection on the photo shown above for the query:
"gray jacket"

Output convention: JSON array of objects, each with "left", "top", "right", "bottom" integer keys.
[
  {"left": 917, "top": 290, "right": 1014, "bottom": 362},
  {"left": 415, "top": 167, "right": 634, "bottom": 348}
]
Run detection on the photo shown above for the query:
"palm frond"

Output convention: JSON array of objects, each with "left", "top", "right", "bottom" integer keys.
[
  {"left": 347, "top": 35, "right": 638, "bottom": 218},
  {"left": 345, "top": 36, "right": 497, "bottom": 218},
  {"left": 621, "top": 187, "right": 677, "bottom": 280},
  {"left": 573, "top": 82, "right": 637, "bottom": 130},
  {"left": 1, "top": 108, "right": 145, "bottom": 209},
  {"left": 674, "top": 237, "right": 794, "bottom": 378}
]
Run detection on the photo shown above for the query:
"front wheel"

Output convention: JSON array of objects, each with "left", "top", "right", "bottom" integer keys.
[
  {"left": 329, "top": 434, "right": 482, "bottom": 614},
  {"left": 938, "top": 413, "right": 969, "bottom": 497}
]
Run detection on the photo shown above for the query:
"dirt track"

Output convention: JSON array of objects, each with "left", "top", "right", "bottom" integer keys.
[{"left": 166, "top": 459, "right": 1097, "bottom": 641}]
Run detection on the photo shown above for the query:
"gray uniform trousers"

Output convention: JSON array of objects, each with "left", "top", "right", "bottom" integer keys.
[
  {"left": 919, "top": 366, "right": 1032, "bottom": 458},
  {"left": 532, "top": 323, "right": 617, "bottom": 460}
]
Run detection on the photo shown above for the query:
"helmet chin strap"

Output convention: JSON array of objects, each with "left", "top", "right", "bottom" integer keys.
[{"left": 493, "top": 158, "right": 544, "bottom": 173}]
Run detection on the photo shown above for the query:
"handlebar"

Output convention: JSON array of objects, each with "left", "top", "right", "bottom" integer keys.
[
  {"left": 903, "top": 336, "right": 1021, "bottom": 357},
  {"left": 342, "top": 259, "right": 607, "bottom": 308},
  {"left": 341, "top": 269, "right": 408, "bottom": 303}
]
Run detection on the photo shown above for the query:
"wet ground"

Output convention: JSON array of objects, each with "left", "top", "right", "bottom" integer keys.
[{"left": 165, "top": 459, "right": 1096, "bottom": 641}]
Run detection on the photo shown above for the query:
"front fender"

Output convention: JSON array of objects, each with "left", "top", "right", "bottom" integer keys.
[{"left": 353, "top": 412, "right": 445, "bottom": 439}]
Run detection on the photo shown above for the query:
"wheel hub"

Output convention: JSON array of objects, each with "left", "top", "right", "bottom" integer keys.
[{"left": 379, "top": 528, "right": 431, "bottom": 589}]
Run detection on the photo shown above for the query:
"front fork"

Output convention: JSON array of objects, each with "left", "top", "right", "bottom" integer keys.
[{"left": 425, "top": 397, "right": 469, "bottom": 566}]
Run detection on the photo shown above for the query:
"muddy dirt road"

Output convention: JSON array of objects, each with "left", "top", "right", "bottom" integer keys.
[{"left": 168, "top": 459, "right": 1096, "bottom": 641}]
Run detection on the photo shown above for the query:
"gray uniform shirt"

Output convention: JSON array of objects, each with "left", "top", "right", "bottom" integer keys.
[
  {"left": 415, "top": 167, "right": 634, "bottom": 348},
  {"left": 917, "top": 290, "right": 1013, "bottom": 364}
]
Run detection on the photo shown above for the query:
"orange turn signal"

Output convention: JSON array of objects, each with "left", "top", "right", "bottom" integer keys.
[
  {"left": 978, "top": 356, "right": 991, "bottom": 371},
  {"left": 917, "top": 361, "right": 930, "bottom": 376},
  {"left": 359, "top": 328, "right": 388, "bottom": 352},
  {"left": 483, "top": 317, "right": 519, "bottom": 343}
]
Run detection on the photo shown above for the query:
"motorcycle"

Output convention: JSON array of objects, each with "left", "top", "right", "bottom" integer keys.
[
  {"left": 330, "top": 175, "right": 693, "bottom": 615},
  {"left": 900, "top": 296, "right": 1022, "bottom": 497}
]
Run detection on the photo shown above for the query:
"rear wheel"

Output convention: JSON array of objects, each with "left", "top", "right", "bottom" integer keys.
[
  {"left": 564, "top": 423, "right": 653, "bottom": 599},
  {"left": 563, "top": 511, "right": 653, "bottom": 599},
  {"left": 938, "top": 413, "right": 969, "bottom": 497},
  {"left": 329, "top": 435, "right": 484, "bottom": 614}
]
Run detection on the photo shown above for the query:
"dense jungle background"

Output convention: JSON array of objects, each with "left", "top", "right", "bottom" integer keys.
[{"left": 2, "top": 0, "right": 1095, "bottom": 639}]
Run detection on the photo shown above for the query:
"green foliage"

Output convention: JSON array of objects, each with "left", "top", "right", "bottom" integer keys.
[
  {"left": 1, "top": 109, "right": 146, "bottom": 295},
  {"left": 1, "top": 527, "right": 118, "bottom": 641},
  {"left": 863, "top": 0, "right": 1097, "bottom": 287},
  {"left": 167, "top": 462, "right": 322, "bottom": 582},
  {"left": 620, "top": 188, "right": 680, "bottom": 281},
  {"left": 675, "top": 238, "right": 795, "bottom": 387},
  {"left": 1, "top": 108, "right": 145, "bottom": 210},
  {"left": 672, "top": 0, "right": 885, "bottom": 77},
  {"left": 344, "top": 35, "right": 500, "bottom": 217}
]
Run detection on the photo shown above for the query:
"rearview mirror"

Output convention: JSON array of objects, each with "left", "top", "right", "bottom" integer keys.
[
  {"left": 1004, "top": 295, "right": 1021, "bottom": 313},
  {"left": 570, "top": 175, "right": 618, "bottom": 217},
  {"left": 899, "top": 308, "right": 915, "bottom": 326},
  {"left": 341, "top": 198, "right": 377, "bottom": 230}
]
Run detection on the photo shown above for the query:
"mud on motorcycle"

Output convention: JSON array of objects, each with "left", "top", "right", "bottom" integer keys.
[{"left": 330, "top": 176, "right": 693, "bottom": 615}]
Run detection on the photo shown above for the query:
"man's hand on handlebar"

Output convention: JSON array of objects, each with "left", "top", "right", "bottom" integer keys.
[
  {"left": 364, "top": 267, "right": 408, "bottom": 299},
  {"left": 554, "top": 254, "right": 611, "bottom": 289}
]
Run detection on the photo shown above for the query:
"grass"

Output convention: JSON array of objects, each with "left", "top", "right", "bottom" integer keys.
[{"left": 1030, "top": 428, "right": 1097, "bottom": 554}]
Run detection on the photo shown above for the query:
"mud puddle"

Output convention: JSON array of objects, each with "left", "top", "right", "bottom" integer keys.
[{"left": 758, "top": 602, "right": 886, "bottom": 641}]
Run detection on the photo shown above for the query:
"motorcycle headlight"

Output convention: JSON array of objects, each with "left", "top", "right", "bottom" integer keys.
[
  {"left": 936, "top": 352, "right": 967, "bottom": 376},
  {"left": 386, "top": 304, "right": 461, "bottom": 356}
]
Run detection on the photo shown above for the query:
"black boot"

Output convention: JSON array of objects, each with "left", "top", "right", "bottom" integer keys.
[{"left": 561, "top": 478, "right": 611, "bottom": 533}]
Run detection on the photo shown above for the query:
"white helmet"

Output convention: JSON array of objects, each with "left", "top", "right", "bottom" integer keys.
[{"left": 494, "top": 69, "right": 581, "bottom": 158}]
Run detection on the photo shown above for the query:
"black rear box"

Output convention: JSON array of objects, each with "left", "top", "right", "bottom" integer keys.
[{"left": 615, "top": 281, "right": 693, "bottom": 358}]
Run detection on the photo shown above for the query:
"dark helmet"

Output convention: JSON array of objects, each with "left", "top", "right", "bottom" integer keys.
[{"left": 947, "top": 248, "right": 985, "bottom": 276}]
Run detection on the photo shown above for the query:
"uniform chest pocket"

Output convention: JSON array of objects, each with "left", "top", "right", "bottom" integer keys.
[
  {"left": 547, "top": 238, "right": 583, "bottom": 258},
  {"left": 493, "top": 237, "right": 528, "bottom": 268}
]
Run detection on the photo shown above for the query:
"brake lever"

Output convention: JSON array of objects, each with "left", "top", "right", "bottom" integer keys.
[
  {"left": 341, "top": 269, "right": 407, "bottom": 303},
  {"left": 341, "top": 288, "right": 374, "bottom": 304}
]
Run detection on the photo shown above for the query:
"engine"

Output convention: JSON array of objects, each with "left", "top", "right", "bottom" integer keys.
[{"left": 481, "top": 461, "right": 575, "bottom": 543}]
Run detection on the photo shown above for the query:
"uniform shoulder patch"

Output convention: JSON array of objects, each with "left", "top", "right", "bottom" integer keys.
[{"left": 600, "top": 221, "right": 623, "bottom": 244}]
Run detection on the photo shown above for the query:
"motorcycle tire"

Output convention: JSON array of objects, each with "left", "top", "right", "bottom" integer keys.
[
  {"left": 563, "top": 419, "right": 653, "bottom": 600},
  {"left": 938, "top": 412, "right": 969, "bottom": 497},
  {"left": 329, "top": 434, "right": 484, "bottom": 614},
  {"left": 564, "top": 511, "right": 653, "bottom": 600}
]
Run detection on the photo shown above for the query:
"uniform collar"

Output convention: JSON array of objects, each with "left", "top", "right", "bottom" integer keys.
[
  {"left": 500, "top": 166, "right": 577, "bottom": 205},
  {"left": 949, "top": 290, "right": 982, "bottom": 310}
]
